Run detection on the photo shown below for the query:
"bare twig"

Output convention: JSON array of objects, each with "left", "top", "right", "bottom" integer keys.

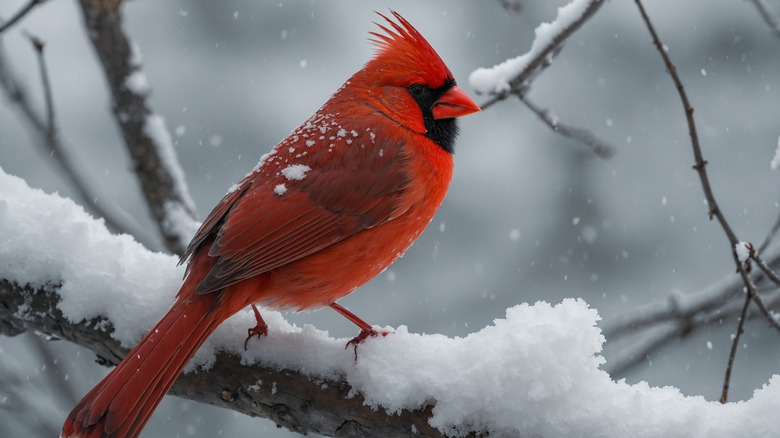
[
  {"left": 521, "top": 96, "right": 615, "bottom": 159},
  {"left": 27, "top": 35, "right": 55, "bottom": 147},
  {"left": 752, "top": 254, "right": 780, "bottom": 287},
  {"left": 0, "top": 0, "right": 43, "bottom": 34},
  {"left": 757, "top": 204, "right": 780, "bottom": 254},
  {"left": 76, "top": 0, "right": 197, "bottom": 255},
  {"left": 720, "top": 289, "right": 752, "bottom": 403},
  {"left": 634, "top": 0, "right": 777, "bottom": 403},
  {"left": 748, "top": 0, "right": 780, "bottom": 39}
]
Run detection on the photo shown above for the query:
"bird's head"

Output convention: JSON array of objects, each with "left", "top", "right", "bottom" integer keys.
[{"left": 347, "top": 10, "right": 480, "bottom": 153}]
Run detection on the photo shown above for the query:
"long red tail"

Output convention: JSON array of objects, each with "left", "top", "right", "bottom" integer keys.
[{"left": 61, "top": 285, "right": 230, "bottom": 438}]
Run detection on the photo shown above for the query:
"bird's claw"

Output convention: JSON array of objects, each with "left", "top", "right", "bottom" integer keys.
[
  {"left": 244, "top": 304, "right": 268, "bottom": 350},
  {"left": 345, "top": 328, "right": 391, "bottom": 361}
]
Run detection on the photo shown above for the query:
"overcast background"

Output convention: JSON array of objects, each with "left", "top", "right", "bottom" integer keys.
[{"left": 2, "top": 0, "right": 779, "bottom": 436}]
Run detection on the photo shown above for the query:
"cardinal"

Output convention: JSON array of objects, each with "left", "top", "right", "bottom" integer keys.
[{"left": 62, "top": 10, "right": 479, "bottom": 438}]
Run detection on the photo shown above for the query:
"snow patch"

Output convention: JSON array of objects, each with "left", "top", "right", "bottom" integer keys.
[
  {"left": 280, "top": 164, "right": 311, "bottom": 181},
  {"left": 771, "top": 135, "right": 780, "bottom": 170}
]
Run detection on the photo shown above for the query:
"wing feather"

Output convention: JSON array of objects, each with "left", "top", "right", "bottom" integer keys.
[{"left": 190, "top": 123, "right": 411, "bottom": 294}]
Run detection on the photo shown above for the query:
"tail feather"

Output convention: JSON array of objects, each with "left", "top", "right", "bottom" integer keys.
[{"left": 62, "top": 287, "right": 229, "bottom": 438}]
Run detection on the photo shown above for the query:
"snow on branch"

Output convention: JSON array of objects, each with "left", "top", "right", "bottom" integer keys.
[
  {"left": 469, "top": 0, "right": 604, "bottom": 99},
  {"left": 3, "top": 169, "right": 780, "bottom": 436},
  {"left": 470, "top": 0, "right": 613, "bottom": 159},
  {"left": 76, "top": 0, "right": 199, "bottom": 255}
]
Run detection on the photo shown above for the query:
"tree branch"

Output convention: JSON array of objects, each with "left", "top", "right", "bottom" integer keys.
[
  {"left": 520, "top": 95, "right": 615, "bottom": 159},
  {"left": 633, "top": 0, "right": 779, "bottom": 402},
  {"left": 747, "top": 0, "right": 780, "bottom": 40},
  {"left": 0, "top": 0, "right": 44, "bottom": 34},
  {"left": 0, "top": 279, "right": 448, "bottom": 438},
  {"left": 0, "top": 43, "right": 160, "bottom": 249},
  {"left": 76, "top": 0, "right": 197, "bottom": 255}
]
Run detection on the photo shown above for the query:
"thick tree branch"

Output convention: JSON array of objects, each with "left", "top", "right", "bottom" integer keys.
[
  {"left": 76, "top": 0, "right": 197, "bottom": 255},
  {"left": 0, "top": 279, "right": 448, "bottom": 437}
]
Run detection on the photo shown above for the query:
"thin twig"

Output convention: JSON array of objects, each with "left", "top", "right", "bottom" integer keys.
[
  {"left": 757, "top": 204, "right": 780, "bottom": 254},
  {"left": 720, "top": 290, "right": 751, "bottom": 403},
  {"left": 0, "top": 0, "right": 43, "bottom": 34},
  {"left": 521, "top": 96, "right": 615, "bottom": 159},
  {"left": 27, "top": 35, "right": 55, "bottom": 144},
  {"left": 752, "top": 254, "right": 780, "bottom": 287},
  {"left": 748, "top": 0, "right": 780, "bottom": 39},
  {"left": 634, "top": 0, "right": 775, "bottom": 403}
]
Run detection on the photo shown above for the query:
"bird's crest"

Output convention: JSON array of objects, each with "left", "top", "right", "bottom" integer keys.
[{"left": 368, "top": 10, "right": 453, "bottom": 87}]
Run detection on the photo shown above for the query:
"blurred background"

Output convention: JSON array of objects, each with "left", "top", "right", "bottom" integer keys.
[{"left": 1, "top": 0, "right": 779, "bottom": 436}]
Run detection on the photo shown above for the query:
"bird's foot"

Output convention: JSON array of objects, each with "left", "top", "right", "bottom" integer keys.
[
  {"left": 345, "top": 328, "right": 391, "bottom": 361},
  {"left": 244, "top": 304, "right": 268, "bottom": 350}
]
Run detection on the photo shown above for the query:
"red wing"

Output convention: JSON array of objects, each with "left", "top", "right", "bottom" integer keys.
[{"left": 192, "top": 133, "right": 410, "bottom": 294}]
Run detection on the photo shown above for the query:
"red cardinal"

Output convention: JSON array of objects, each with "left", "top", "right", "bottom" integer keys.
[{"left": 62, "top": 10, "right": 479, "bottom": 438}]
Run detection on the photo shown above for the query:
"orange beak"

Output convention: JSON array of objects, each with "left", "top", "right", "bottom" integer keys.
[{"left": 432, "top": 85, "right": 481, "bottom": 120}]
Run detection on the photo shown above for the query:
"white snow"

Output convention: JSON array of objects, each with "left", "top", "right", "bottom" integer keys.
[
  {"left": 124, "top": 70, "right": 150, "bottom": 94},
  {"left": 469, "top": 0, "right": 595, "bottom": 95},
  {"left": 3, "top": 165, "right": 780, "bottom": 437},
  {"left": 735, "top": 241, "right": 751, "bottom": 263},
  {"left": 142, "top": 114, "right": 197, "bottom": 214},
  {"left": 280, "top": 164, "right": 311, "bottom": 181},
  {"left": 771, "top": 135, "right": 780, "bottom": 170},
  {"left": 274, "top": 183, "right": 287, "bottom": 195}
]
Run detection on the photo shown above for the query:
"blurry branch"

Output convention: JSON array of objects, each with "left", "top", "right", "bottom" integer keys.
[
  {"left": 757, "top": 203, "right": 780, "bottom": 254},
  {"left": 0, "top": 0, "right": 44, "bottom": 34},
  {"left": 604, "top": 246, "right": 780, "bottom": 376},
  {"left": 0, "top": 279, "right": 451, "bottom": 438},
  {"left": 27, "top": 35, "right": 55, "bottom": 153},
  {"left": 748, "top": 0, "right": 780, "bottom": 39},
  {"left": 520, "top": 95, "right": 615, "bottom": 159},
  {"left": 497, "top": 0, "right": 523, "bottom": 16},
  {"left": 76, "top": 0, "right": 197, "bottom": 255},
  {"left": 0, "top": 40, "right": 160, "bottom": 248},
  {"left": 634, "top": 0, "right": 780, "bottom": 404}
]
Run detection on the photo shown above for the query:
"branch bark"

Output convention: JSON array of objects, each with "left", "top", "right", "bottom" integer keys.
[
  {"left": 0, "top": 279, "right": 448, "bottom": 437},
  {"left": 76, "top": 0, "right": 197, "bottom": 255}
]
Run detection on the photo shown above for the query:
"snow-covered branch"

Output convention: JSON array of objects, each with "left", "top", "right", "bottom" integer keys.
[
  {"left": 469, "top": 0, "right": 605, "bottom": 101},
  {"left": 470, "top": 0, "right": 613, "bottom": 158},
  {"left": 76, "top": 0, "right": 198, "bottom": 255},
  {"left": 3, "top": 166, "right": 780, "bottom": 437},
  {"left": 0, "top": 280, "right": 444, "bottom": 437}
]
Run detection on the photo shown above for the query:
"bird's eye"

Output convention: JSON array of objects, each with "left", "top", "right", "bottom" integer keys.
[{"left": 408, "top": 84, "right": 425, "bottom": 97}]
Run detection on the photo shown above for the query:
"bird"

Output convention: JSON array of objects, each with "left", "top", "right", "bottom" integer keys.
[{"left": 61, "top": 10, "right": 479, "bottom": 438}]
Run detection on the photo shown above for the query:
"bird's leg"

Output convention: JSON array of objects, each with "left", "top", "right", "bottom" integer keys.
[
  {"left": 244, "top": 304, "right": 268, "bottom": 350},
  {"left": 329, "top": 302, "right": 390, "bottom": 359}
]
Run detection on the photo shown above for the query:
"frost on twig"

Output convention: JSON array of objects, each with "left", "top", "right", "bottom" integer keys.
[{"left": 76, "top": 0, "right": 198, "bottom": 255}]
